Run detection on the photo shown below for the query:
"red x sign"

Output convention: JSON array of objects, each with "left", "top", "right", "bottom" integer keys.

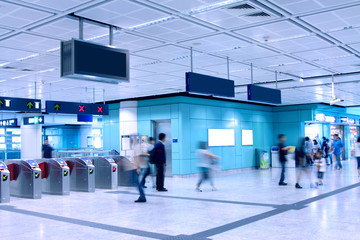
[
  {"left": 79, "top": 105, "right": 85, "bottom": 112},
  {"left": 97, "top": 106, "right": 103, "bottom": 113}
]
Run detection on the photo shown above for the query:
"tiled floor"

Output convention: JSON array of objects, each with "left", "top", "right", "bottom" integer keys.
[{"left": 1, "top": 160, "right": 359, "bottom": 240}]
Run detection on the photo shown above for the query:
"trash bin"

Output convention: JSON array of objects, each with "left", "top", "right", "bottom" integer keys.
[
  {"left": 36, "top": 158, "right": 70, "bottom": 195},
  {"left": 0, "top": 161, "right": 10, "bottom": 203},
  {"left": 65, "top": 158, "right": 95, "bottom": 192},
  {"left": 255, "top": 149, "right": 270, "bottom": 169},
  {"left": 5, "top": 159, "right": 42, "bottom": 199}
]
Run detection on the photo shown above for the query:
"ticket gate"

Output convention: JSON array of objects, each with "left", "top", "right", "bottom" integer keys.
[
  {"left": 90, "top": 157, "right": 117, "bottom": 189},
  {"left": 0, "top": 161, "right": 10, "bottom": 203},
  {"left": 36, "top": 159, "right": 70, "bottom": 195},
  {"left": 65, "top": 158, "right": 95, "bottom": 192},
  {"left": 5, "top": 159, "right": 42, "bottom": 199},
  {"left": 110, "top": 155, "right": 135, "bottom": 186}
]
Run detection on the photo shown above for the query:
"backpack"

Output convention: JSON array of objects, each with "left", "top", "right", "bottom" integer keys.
[{"left": 149, "top": 148, "right": 156, "bottom": 164}]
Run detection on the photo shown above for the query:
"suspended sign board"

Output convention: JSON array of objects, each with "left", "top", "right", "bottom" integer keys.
[
  {"left": 46, "top": 101, "right": 108, "bottom": 115},
  {"left": 0, "top": 96, "right": 41, "bottom": 112}
]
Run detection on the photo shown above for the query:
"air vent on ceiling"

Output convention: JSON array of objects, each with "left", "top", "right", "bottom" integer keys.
[
  {"left": 246, "top": 11, "right": 271, "bottom": 17},
  {"left": 228, "top": 4, "right": 255, "bottom": 10}
]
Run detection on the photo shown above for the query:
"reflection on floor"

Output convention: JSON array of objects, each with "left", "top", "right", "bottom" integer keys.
[{"left": 1, "top": 160, "right": 359, "bottom": 240}]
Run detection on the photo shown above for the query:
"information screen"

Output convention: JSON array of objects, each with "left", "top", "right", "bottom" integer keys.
[{"left": 208, "top": 129, "right": 235, "bottom": 147}]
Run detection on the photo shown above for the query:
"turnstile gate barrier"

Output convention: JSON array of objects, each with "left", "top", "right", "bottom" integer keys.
[
  {"left": 0, "top": 161, "right": 10, "bottom": 203},
  {"left": 36, "top": 158, "right": 70, "bottom": 195},
  {"left": 90, "top": 156, "right": 117, "bottom": 189},
  {"left": 5, "top": 159, "right": 42, "bottom": 199},
  {"left": 65, "top": 158, "right": 95, "bottom": 192}
]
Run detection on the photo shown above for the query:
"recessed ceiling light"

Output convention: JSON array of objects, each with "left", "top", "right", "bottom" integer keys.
[
  {"left": 0, "top": 80, "right": 6, "bottom": 83},
  {"left": 299, "top": 78, "right": 304, "bottom": 82}
]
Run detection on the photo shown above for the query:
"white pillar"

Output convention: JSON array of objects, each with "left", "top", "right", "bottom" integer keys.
[{"left": 21, "top": 118, "right": 42, "bottom": 159}]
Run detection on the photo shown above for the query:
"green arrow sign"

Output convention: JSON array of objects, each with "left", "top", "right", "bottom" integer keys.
[
  {"left": 54, "top": 104, "right": 60, "bottom": 111},
  {"left": 0, "top": 100, "right": 3, "bottom": 107},
  {"left": 27, "top": 101, "right": 34, "bottom": 109}
]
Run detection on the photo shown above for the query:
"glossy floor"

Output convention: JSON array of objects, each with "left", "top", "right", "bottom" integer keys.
[{"left": 1, "top": 160, "right": 359, "bottom": 240}]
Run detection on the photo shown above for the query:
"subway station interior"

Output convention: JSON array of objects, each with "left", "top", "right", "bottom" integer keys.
[{"left": 1, "top": 0, "right": 360, "bottom": 239}]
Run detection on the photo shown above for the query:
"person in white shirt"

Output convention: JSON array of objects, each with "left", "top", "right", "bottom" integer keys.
[
  {"left": 140, "top": 137, "right": 155, "bottom": 188},
  {"left": 355, "top": 137, "right": 360, "bottom": 177},
  {"left": 195, "top": 141, "right": 220, "bottom": 192},
  {"left": 314, "top": 151, "right": 326, "bottom": 186}
]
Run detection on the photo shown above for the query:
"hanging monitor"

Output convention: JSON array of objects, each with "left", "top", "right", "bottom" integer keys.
[
  {"left": 61, "top": 39, "right": 129, "bottom": 84},
  {"left": 247, "top": 84, "right": 281, "bottom": 104},
  {"left": 186, "top": 72, "right": 235, "bottom": 98}
]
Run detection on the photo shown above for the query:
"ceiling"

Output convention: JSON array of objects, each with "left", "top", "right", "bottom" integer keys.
[{"left": 1, "top": 0, "right": 360, "bottom": 106}]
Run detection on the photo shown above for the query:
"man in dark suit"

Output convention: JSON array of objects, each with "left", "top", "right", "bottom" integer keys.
[{"left": 153, "top": 133, "right": 167, "bottom": 191}]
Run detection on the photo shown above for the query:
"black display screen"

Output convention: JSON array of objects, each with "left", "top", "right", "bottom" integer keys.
[
  {"left": 74, "top": 40, "right": 128, "bottom": 80},
  {"left": 247, "top": 84, "right": 281, "bottom": 104},
  {"left": 186, "top": 72, "right": 235, "bottom": 98}
]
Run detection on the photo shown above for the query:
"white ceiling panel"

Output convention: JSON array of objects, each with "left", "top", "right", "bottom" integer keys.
[
  {"left": 266, "top": 35, "right": 333, "bottom": 53},
  {"left": 0, "top": 0, "right": 359, "bottom": 106},
  {"left": 294, "top": 47, "right": 350, "bottom": 61},
  {"left": 0, "top": 33, "right": 59, "bottom": 52},
  {"left": 0, "top": 1, "right": 52, "bottom": 28},
  {"left": 76, "top": 0, "right": 169, "bottom": 28},
  {"left": 23, "top": 0, "right": 93, "bottom": 11},
  {"left": 135, "top": 18, "right": 215, "bottom": 41},
  {"left": 180, "top": 33, "right": 250, "bottom": 52},
  {"left": 234, "top": 20, "right": 309, "bottom": 42},
  {"left": 328, "top": 28, "right": 360, "bottom": 45}
]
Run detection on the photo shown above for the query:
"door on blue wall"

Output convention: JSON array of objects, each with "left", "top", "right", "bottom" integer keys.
[{"left": 152, "top": 120, "right": 172, "bottom": 176}]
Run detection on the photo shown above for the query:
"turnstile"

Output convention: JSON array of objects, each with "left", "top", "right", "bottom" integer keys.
[
  {"left": 36, "top": 159, "right": 70, "bottom": 195},
  {"left": 5, "top": 159, "right": 42, "bottom": 199},
  {"left": 90, "top": 156, "right": 117, "bottom": 189},
  {"left": 65, "top": 158, "right": 95, "bottom": 192},
  {"left": 0, "top": 161, "right": 10, "bottom": 203},
  {"left": 111, "top": 155, "right": 135, "bottom": 186}
]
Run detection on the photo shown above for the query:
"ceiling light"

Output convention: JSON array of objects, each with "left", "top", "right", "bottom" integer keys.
[
  {"left": 299, "top": 78, "right": 304, "bottom": 82},
  {"left": 46, "top": 47, "right": 60, "bottom": 53},
  {"left": 16, "top": 53, "right": 40, "bottom": 62},
  {"left": 0, "top": 62, "right": 10, "bottom": 67},
  {"left": 39, "top": 68, "right": 55, "bottom": 73},
  {"left": 128, "top": 16, "right": 175, "bottom": 30},
  {"left": 0, "top": 80, "right": 6, "bottom": 83},
  {"left": 11, "top": 74, "right": 28, "bottom": 79}
]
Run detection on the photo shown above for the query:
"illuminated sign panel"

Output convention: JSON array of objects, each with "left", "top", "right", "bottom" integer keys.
[
  {"left": 0, "top": 96, "right": 41, "bottom": 112},
  {"left": 23, "top": 116, "right": 44, "bottom": 125},
  {"left": 0, "top": 118, "right": 18, "bottom": 127},
  {"left": 46, "top": 101, "right": 108, "bottom": 115}
]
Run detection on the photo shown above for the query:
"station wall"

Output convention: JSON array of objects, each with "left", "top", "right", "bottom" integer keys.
[
  {"left": 103, "top": 96, "right": 360, "bottom": 175},
  {"left": 137, "top": 96, "right": 274, "bottom": 174}
]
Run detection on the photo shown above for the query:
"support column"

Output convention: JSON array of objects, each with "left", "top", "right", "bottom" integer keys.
[{"left": 21, "top": 116, "right": 42, "bottom": 159}]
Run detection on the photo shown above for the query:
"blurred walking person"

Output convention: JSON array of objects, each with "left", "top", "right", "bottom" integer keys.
[
  {"left": 295, "top": 138, "right": 313, "bottom": 189},
  {"left": 278, "top": 134, "right": 291, "bottom": 186},
  {"left": 355, "top": 137, "right": 360, "bottom": 177},
  {"left": 140, "top": 137, "right": 155, "bottom": 188},
  {"left": 305, "top": 137, "right": 313, "bottom": 165},
  {"left": 133, "top": 139, "right": 146, "bottom": 203},
  {"left": 195, "top": 142, "right": 219, "bottom": 192}
]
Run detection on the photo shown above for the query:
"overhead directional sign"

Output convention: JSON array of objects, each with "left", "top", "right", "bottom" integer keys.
[
  {"left": 0, "top": 118, "right": 18, "bottom": 127},
  {"left": 0, "top": 96, "right": 41, "bottom": 112},
  {"left": 46, "top": 101, "right": 108, "bottom": 115},
  {"left": 23, "top": 116, "right": 44, "bottom": 125}
]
